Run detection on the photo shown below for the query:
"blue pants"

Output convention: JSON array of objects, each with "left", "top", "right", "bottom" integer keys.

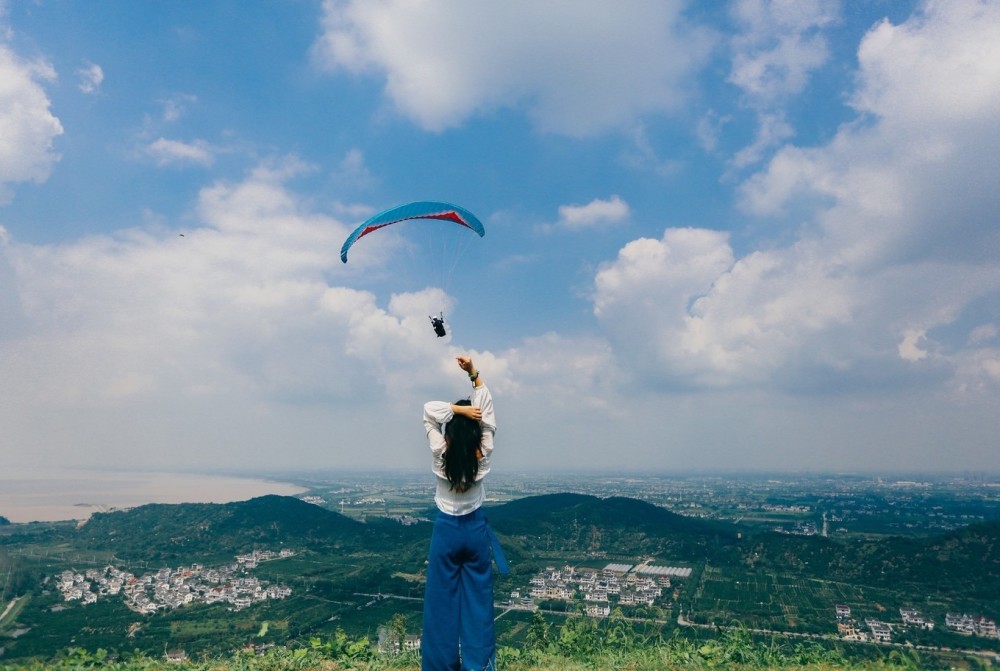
[{"left": 422, "top": 509, "right": 496, "bottom": 671}]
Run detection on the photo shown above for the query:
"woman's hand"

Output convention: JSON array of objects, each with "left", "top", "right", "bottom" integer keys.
[
  {"left": 456, "top": 354, "right": 483, "bottom": 388},
  {"left": 455, "top": 355, "right": 475, "bottom": 374},
  {"left": 452, "top": 404, "right": 483, "bottom": 422}
]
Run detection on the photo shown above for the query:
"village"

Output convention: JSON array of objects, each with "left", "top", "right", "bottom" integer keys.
[
  {"left": 516, "top": 563, "right": 692, "bottom": 618},
  {"left": 835, "top": 605, "right": 998, "bottom": 643},
  {"left": 53, "top": 549, "right": 295, "bottom": 614}
]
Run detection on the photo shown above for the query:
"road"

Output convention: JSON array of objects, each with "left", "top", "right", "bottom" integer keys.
[
  {"left": 677, "top": 612, "right": 1000, "bottom": 664},
  {"left": 353, "top": 590, "right": 999, "bottom": 663}
]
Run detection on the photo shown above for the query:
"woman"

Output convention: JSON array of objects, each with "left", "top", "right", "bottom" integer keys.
[{"left": 421, "top": 355, "right": 504, "bottom": 671}]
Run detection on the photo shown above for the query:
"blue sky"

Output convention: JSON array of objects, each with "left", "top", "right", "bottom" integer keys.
[{"left": 1, "top": 0, "right": 998, "bottom": 476}]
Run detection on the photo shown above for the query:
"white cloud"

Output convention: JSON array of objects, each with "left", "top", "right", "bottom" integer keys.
[
  {"left": 0, "top": 43, "right": 63, "bottom": 202},
  {"left": 968, "top": 324, "right": 997, "bottom": 346},
  {"left": 591, "top": 0, "right": 1000, "bottom": 396},
  {"left": 593, "top": 231, "right": 863, "bottom": 388},
  {"left": 77, "top": 60, "right": 103, "bottom": 94},
  {"left": 555, "top": 196, "right": 630, "bottom": 231},
  {"left": 850, "top": 0, "right": 1000, "bottom": 127},
  {"left": 726, "top": 0, "right": 838, "bottom": 168},
  {"left": 160, "top": 93, "right": 198, "bottom": 122},
  {"left": 898, "top": 329, "right": 929, "bottom": 362},
  {"left": 728, "top": 0, "right": 838, "bottom": 104},
  {"left": 312, "top": 0, "right": 712, "bottom": 135},
  {"left": 728, "top": 112, "right": 793, "bottom": 170},
  {"left": 0, "top": 161, "right": 531, "bottom": 471},
  {"left": 740, "top": 0, "right": 1000, "bottom": 266},
  {"left": 1, "top": 165, "right": 345, "bottom": 464},
  {"left": 145, "top": 137, "right": 215, "bottom": 167},
  {"left": 695, "top": 110, "right": 732, "bottom": 153}
]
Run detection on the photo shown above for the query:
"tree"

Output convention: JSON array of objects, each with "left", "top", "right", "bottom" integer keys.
[{"left": 525, "top": 611, "right": 551, "bottom": 651}]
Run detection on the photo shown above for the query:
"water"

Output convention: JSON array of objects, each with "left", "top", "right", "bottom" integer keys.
[{"left": 0, "top": 469, "right": 307, "bottom": 523}]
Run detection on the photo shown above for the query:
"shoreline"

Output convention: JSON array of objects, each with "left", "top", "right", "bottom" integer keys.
[{"left": 0, "top": 469, "right": 308, "bottom": 524}]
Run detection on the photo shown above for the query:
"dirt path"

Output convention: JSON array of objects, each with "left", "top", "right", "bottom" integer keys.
[{"left": 0, "top": 597, "right": 20, "bottom": 623}]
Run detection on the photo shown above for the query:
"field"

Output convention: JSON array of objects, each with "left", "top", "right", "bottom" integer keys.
[
  {"left": 687, "top": 564, "right": 1000, "bottom": 655},
  {"left": 689, "top": 565, "right": 878, "bottom": 633}
]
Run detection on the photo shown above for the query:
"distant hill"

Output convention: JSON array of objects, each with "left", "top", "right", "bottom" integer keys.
[
  {"left": 742, "top": 520, "right": 1000, "bottom": 600},
  {"left": 71, "top": 492, "right": 999, "bottom": 603},
  {"left": 487, "top": 493, "right": 737, "bottom": 560},
  {"left": 0, "top": 514, "right": 9, "bottom": 525},
  {"left": 851, "top": 520, "right": 1000, "bottom": 598},
  {"left": 76, "top": 495, "right": 368, "bottom": 560},
  {"left": 71, "top": 493, "right": 742, "bottom": 565}
]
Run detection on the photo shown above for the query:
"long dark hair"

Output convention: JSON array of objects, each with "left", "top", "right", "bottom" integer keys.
[{"left": 443, "top": 399, "right": 482, "bottom": 493}]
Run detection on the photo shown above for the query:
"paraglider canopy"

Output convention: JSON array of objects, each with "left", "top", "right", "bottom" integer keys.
[{"left": 340, "top": 200, "right": 485, "bottom": 263}]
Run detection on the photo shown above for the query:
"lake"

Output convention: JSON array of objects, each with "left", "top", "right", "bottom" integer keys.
[{"left": 0, "top": 469, "right": 307, "bottom": 523}]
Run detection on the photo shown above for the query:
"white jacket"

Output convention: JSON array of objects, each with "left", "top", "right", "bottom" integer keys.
[{"left": 424, "top": 384, "right": 496, "bottom": 515}]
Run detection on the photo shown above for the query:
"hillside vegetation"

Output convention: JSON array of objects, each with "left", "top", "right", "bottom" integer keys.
[
  {"left": 0, "top": 623, "right": 938, "bottom": 671},
  {"left": 3, "top": 495, "right": 998, "bottom": 667}
]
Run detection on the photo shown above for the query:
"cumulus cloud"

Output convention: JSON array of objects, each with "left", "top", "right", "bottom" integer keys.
[
  {"left": 592, "top": 0, "right": 1000, "bottom": 397},
  {"left": 77, "top": 60, "right": 103, "bottom": 94},
  {"left": 593, "top": 229, "right": 856, "bottom": 388},
  {"left": 145, "top": 137, "right": 215, "bottom": 167},
  {"left": 0, "top": 43, "right": 63, "bottom": 202},
  {"left": 312, "top": 0, "right": 712, "bottom": 135},
  {"left": 0, "top": 148, "right": 632, "bottom": 470},
  {"left": 554, "top": 196, "right": 630, "bottom": 231},
  {"left": 0, "top": 160, "right": 488, "bottom": 468},
  {"left": 741, "top": 0, "right": 1000, "bottom": 266}
]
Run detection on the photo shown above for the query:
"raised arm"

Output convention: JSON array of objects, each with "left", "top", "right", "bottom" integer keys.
[
  {"left": 454, "top": 356, "right": 496, "bottom": 465},
  {"left": 452, "top": 355, "right": 486, "bottom": 421},
  {"left": 425, "top": 355, "right": 496, "bottom": 462}
]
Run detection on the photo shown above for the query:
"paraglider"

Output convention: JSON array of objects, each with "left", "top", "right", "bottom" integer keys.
[
  {"left": 340, "top": 201, "right": 485, "bottom": 337},
  {"left": 429, "top": 313, "right": 447, "bottom": 338},
  {"left": 340, "top": 201, "right": 485, "bottom": 263}
]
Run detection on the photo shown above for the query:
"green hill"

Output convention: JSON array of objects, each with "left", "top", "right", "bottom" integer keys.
[
  {"left": 71, "top": 491, "right": 739, "bottom": 563},
  {"left": 4, "top": 494, "right": 997, "bottom": 668},
  {"left": 54, "top": 494, "right": 1000, "bottom": 600},
  {"left": 75, "top": 495, "right": 369, "bottom": 561},
  {"left": 490, "top": 493, "right": 734, "bottom": 536},
  {"left": 487, "top": 492, "right": 737, "bottom": 561},
  {"left": 739, "top": 520, "right": 1000, "bottom": 601}
]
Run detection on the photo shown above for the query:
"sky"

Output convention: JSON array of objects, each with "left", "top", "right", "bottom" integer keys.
[{"left": 1, "top": 0, "right": 998, "bottom": 477}]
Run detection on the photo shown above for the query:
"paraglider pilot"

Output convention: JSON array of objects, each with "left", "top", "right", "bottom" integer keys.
[{"left": 430, "top": 313, "right": 447, "bottom": 337}]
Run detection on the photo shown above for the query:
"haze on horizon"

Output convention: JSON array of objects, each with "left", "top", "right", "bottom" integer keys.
[{"left": 0, "top": 0, "right": 997, "bottom": 477}]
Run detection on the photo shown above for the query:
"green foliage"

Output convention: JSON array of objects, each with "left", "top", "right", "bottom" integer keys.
[
  {"left": 739, "top": 522, "right": 1000, "bottom": 602},
  {"left": 487, "top": 493, "right": 738, "bottom": 559},
  {"left": 74, "top": 497, "right": 370, "bottom": 562},
  {"left": 309, "top": 629, "right": 375, "bottom": 663},
  {"left": 4, "top": 494, "right": 999, "bottom": 668},
  {"left": 524, "top": 610, "right": 551, "bottom": 652},
  {"left": 0, "top": 625, "right": 972, "bottom": 671},
  {"left": 506, "top": 611, "right": 868, "bottom": 671}
]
